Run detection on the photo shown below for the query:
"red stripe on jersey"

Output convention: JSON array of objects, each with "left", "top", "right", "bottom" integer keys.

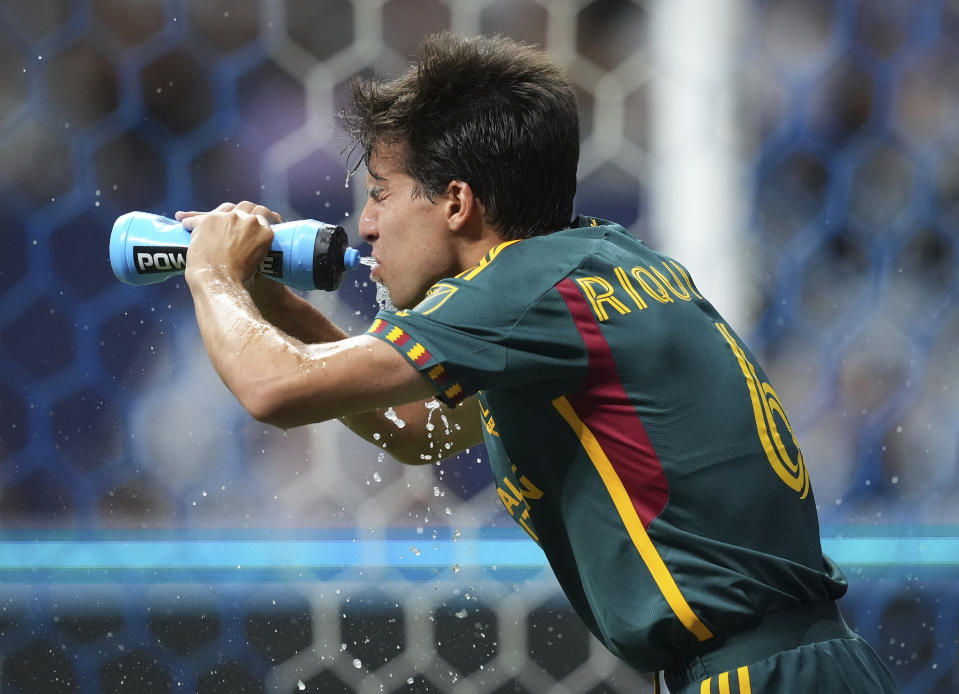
[
  {"left": 410, "top": 344, "right": 432, "bottom": 365},
  {"left": 556, "top": 278, "right": 669, "bottom": 528}
]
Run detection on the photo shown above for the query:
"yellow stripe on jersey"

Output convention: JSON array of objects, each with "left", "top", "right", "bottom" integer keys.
[
  {"left": 386, "top": 326, "right": 405, "bottom": 343},
  {"left": 552, "top": 395, "right": 714, "bottom": 642},
  {"left": 407, "top": 343, "right": 427, "bottom": 361},
  {"left": 701, "top": 678, "right": 712, "bottom": 694},
  {"left": 457, "top": 240, "right": 522, "bottom": 281},
  {"left": 738, "top": 666, "right": 751, "bottom": 694},
  {"left": 718, "top": 671, "right": 730, "bottom": 694}
]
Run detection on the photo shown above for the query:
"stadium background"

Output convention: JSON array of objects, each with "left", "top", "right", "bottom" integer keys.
[{"left": 0, "top": 0, "right": 957, "bottom": 692}]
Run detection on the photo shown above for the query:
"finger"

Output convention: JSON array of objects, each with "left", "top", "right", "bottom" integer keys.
[
  {"left": 176, "top": 202, "right": 235, "bottom": 221},
  {"left": 251, "top": 204, "right": 282, "bottom": 224},
  {"left": 233, "top": 201, "right": 281, "bottom": 224},
  {"left": 232, "top": 208, "right": 271, "bottom": 228}
]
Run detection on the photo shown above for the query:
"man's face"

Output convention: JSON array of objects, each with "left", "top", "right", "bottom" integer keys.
[{"left": 358, "top": 142, "right": 457, "bottom": 309}]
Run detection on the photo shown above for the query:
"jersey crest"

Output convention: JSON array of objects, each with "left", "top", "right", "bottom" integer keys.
[{"left": 413, "top": 282, "right": 458, "bottom": 315}]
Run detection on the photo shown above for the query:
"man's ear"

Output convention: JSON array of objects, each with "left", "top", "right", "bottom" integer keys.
[{"left": 444, "top": 180, "right": 483, "bottom": 232}]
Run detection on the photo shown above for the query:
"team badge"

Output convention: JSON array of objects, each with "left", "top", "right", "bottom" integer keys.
[{"left": 413, "top": 282, "right": 458, "bottom": 315}]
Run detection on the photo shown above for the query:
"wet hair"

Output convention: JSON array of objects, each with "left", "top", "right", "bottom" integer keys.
[{"left": 343, "top": 32, "right": 579, "bottom": 240}]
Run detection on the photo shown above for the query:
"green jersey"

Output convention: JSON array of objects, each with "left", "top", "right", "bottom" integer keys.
[{"left": 367, "top": 215, "right": 846, "bottom": 672}]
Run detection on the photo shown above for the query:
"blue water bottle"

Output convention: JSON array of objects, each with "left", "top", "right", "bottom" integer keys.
[{"left": 109, "top": 211, "right": 361, "bottom": 291}]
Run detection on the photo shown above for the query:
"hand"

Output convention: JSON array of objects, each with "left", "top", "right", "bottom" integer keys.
[
  {"left": 176, "top": 201, "right": 283, "bottom": 230},
  {"left": 177, "top": 201, "right": 281, "bottom": 287}
]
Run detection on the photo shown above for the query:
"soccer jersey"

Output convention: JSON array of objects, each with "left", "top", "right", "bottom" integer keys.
[{"left": 367, "top": 215, "right": 847, "bottom": 672}]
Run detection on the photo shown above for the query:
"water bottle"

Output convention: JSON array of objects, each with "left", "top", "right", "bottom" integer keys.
[{"left": 109, "top": 211, "right": 361, "bottom": 291}]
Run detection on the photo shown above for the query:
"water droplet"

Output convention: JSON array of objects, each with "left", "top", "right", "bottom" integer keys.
[{"left": 384, "top": 407, "right": 406, "bottom": 428}]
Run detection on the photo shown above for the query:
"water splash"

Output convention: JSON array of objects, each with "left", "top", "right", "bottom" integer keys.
[{"left": 376, "top": 282, "right": 395, "bottom": 311}]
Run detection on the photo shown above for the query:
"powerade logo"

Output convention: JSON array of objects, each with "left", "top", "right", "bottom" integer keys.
[
  {"left": 133, "top": 247, "right": 283, "bottom": 278},
  {"left": 133, "top": 246, "right": 187, "bottom": 273}
]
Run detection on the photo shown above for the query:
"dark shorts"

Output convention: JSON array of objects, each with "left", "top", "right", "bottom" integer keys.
[{"left": 663, "top": 602, "right": 900, "bottom": 693}]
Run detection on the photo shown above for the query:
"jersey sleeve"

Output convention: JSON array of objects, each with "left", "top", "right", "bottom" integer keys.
[{"left": 366, "top": 277, "right": 587, "bottom": 407}]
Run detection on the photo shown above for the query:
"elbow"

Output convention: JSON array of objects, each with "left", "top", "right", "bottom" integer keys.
[
  {"left": 245, "top": 398, "right": 286, "bottom": 428},
  {"left": 242, "top": 391, "right": 285, "bottom": 428},
  {"left": 237, "top": 380, "right": 307, "bottom": 429}
]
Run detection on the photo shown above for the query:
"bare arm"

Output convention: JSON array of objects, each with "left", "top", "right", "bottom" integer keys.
[
  {"left": 179, "top": 203, "right": 483, "bottom": 464},
  {"left": 340, "top": 395, "right": 483, "bottom": 465},
  {"left": 247, "top": 267, "right": 484, "bottom": 463}
]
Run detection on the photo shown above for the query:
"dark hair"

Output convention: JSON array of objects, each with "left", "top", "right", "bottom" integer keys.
[{"left": 343, "top": 32, "right": 579, "bottom": 240}]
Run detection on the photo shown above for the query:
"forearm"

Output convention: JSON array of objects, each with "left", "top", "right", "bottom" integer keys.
[
  {"left": 251, "top": 277, "right": 349, "bottom": 344},
  {"left": 187, "top": 266, "right": 305, "bottom": 419},
  {"left": 343, "top": 395, "right": 483, "bottom": 466},
  {"left": 341, "top": 400, "right": 460, "bottom": 465}
]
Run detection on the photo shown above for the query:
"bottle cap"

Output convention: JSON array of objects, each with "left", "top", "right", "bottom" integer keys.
[{"left": 343, "top": 247, "right": 360, "bottom": 270}]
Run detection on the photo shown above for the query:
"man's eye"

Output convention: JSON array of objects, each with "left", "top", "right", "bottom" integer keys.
[{"left": 368, "top": 188, "right": 383, "bottom": 201}]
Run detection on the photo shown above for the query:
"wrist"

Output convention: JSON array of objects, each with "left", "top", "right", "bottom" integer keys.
[{"left": 185, "top": 263, "right": 243, "bottom": 289}]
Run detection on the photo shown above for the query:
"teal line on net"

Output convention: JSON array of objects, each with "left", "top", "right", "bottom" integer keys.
[{"left": 0, "top": 537, "right": 956, "bottom": 571}]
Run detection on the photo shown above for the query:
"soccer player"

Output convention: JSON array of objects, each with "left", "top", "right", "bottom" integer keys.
[{"left": 179, "top": 32, "right": 899, "bottom": 693}]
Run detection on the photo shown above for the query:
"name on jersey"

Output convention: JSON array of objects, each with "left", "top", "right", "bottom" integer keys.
[{"left": 575, "top": 260, "right": 703, "bottom": 322}]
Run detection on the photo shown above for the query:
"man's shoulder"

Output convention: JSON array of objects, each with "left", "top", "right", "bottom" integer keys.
[
  {"left": 401, "top": 216, "right": 635, "bottom": 321},
  {"left": 465, "top": 219, "right": 625, "bottom": 279},
  {"left": 398, "top": 239, "right": 574, "bottom": 324}
]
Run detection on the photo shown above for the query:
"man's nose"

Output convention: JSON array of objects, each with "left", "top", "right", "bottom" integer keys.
[{"left": 358, "top": 202, "right": 377, "bottom": 243}]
